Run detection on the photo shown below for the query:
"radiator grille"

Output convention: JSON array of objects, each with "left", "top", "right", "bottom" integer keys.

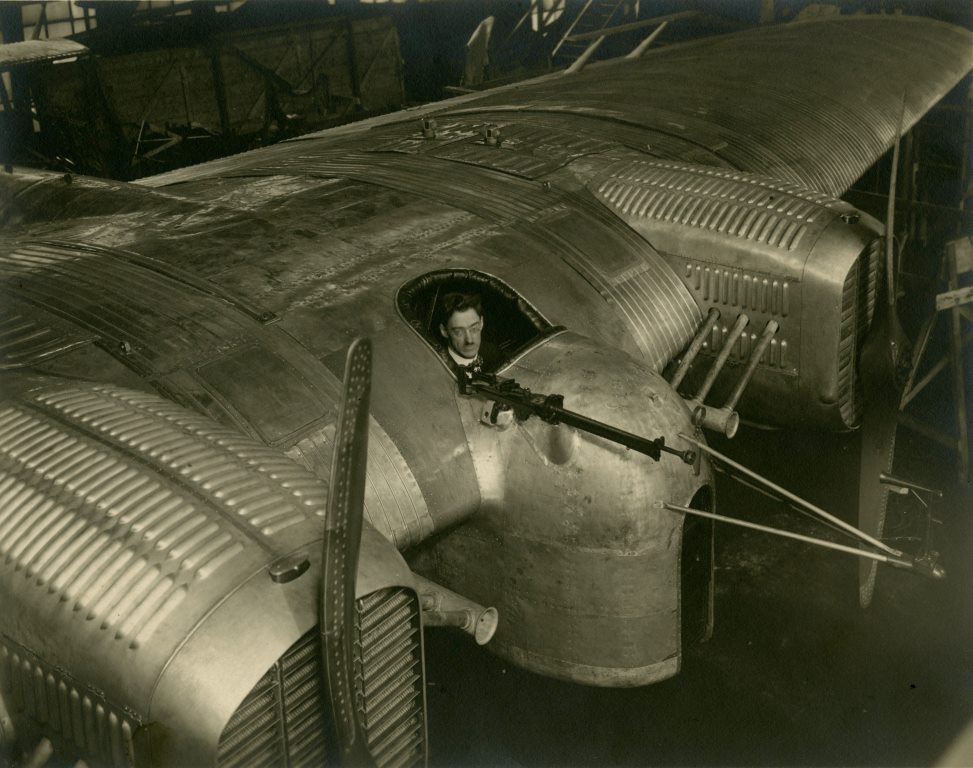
[
  {"left": 837, "top": 239, "right": 881, "bottom": 427},
  {"left": 217, "top": 587, "right": 424, "bottom": 768},
  {"left": 355, "top": 588, "right": 425, "bottom": 768}
]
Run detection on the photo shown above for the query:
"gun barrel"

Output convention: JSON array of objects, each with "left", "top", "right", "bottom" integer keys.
[
  {"left": 465, "top": 378, "right": 698, "bottom": 463},
  {"left": 554, "top": 406, "right": 664, "bottom": 460},
  {"left": 878, "top": 472, "right": 943, "bottom": 497}
]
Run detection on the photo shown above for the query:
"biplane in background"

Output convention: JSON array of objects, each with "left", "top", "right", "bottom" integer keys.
[{"left": 0, "top": 12, "right": 970, "bottom": 768}]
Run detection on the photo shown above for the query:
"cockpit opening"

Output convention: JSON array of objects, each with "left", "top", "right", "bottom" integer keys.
[{"left": 396, "top": 269, "right": 563, "bottom": 374}]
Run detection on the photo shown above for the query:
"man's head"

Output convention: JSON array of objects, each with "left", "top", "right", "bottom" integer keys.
[{"left": 439, "top": 292, "right": 484, "bottom": 360}]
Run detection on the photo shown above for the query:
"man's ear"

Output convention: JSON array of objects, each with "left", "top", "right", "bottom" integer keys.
[{"left": 439, "top": 323, "right": 448, "bottom": 339}]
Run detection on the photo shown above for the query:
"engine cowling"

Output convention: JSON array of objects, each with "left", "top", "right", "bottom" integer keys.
[
  {"left": 589, "top": 157, "right": 883, "bottom": 431},
  {"left": 0, "top": 381, "right": 426, "bottom": 768}
]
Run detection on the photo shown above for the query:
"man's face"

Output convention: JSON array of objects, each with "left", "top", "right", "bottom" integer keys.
[{"left": 441, "top": 307, "right": 483, "bottom": 360}]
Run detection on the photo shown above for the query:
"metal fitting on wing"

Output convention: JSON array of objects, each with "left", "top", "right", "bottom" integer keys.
[
  {"left": 480, "top": 124, "right": 502, "bottom": 147},
  {"left": 421, "top": 117, "right": 437, "bottom": 139},
  {"left": 413, "top": 574, "right": 498, "bottom": 645}
]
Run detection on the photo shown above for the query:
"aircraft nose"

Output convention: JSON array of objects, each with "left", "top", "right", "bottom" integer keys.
[{"left": 431, "top": 332, "right": 715, "bottom": 686}]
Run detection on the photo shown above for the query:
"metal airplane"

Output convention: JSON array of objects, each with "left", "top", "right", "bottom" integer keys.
[{"left": 0, "top": 12, "right": 971, "bottom": 768}]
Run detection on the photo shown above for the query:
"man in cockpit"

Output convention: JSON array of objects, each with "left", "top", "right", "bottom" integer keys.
[{"left": 438, "top": 291, "right": 503, "bottom": 377}]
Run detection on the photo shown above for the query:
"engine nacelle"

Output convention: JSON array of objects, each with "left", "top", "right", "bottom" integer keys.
[
  {"left": 589, "top": 157, "right": 884, "bottom": 431},
  {"left": 0, "top": 381, "right": 426, "bottom": 768}
]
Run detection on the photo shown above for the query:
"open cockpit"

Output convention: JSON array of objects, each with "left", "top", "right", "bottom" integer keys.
[{"left": 396, "top": 269, "right": 564, "bottom": 375}]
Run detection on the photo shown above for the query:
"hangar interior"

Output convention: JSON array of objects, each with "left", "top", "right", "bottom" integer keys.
[{"left": 0, "top": 2, "right": 971, "bottom": 767}]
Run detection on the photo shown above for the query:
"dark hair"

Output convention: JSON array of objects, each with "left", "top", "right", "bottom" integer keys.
[{"left": 439, "top": 292, "right": 483, "bottom": 327}]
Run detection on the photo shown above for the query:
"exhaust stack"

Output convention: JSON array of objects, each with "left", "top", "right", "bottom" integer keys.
[
  {"left": 672, "top": 311, "right": 779, "bottom": 438},
  {"left": 414, "top": 574, "right": 498, "bottom": 645}
]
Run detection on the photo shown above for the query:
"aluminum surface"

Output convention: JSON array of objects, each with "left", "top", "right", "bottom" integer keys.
[
  {"left": 0, "top": 14, "right": 968, "bottom": 731},
  {"left": 215, "top": 587, "right": 425, "bottom": 768},
  {"left": 447, "top": 16, "right": 972, "bottom": 197},
  {"left": 0, "top": 381, "right": 423, "bottom": 766}
]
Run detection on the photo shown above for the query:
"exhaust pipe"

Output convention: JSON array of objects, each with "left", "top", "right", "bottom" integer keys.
[
  {"left": 670, "top": 307, "right": 721, "bottom": 390},
  {"left": 723, "top": 319, "right": 779, "bottom": 412},
  {"left": 413, "top": 574, "right": 499, "bottom": 645},
  {"left": 695, "top": 312, "right": 749, "bottom": 403},
  {"left": 690, "top": 403, "right": 740, "bottom": 438},
  {"left": 678, "top": 316, "right": 779, "bottom": 438}
]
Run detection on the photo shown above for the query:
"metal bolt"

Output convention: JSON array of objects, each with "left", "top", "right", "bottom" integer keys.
[{"left": 269, "top": 554, "right": 311, "bottom": 584}]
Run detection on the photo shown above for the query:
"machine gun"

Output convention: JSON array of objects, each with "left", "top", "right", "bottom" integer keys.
[{"left": 460, "top": 372, "right": 696, "bottom": 465}]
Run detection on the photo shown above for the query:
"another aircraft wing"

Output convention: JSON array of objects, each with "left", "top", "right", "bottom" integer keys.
[{"left": 143, "top": 15, "right": 972, "bottom": 199}]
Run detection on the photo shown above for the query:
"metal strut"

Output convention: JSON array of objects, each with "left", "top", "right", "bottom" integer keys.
[
  {"left": 661, "top": 502, "right": 940, "bottom": 576},
  {"left": 672, "top": 432, "right": 945, "bottom": 579}
]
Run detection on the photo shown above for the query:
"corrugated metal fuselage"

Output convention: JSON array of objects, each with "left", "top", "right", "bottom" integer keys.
[
  {"left": 1, "top": 147, "right": 715, "bottom": 687},
  {"left": 0, "top": 89, "right": 898, "bottom": 681}
]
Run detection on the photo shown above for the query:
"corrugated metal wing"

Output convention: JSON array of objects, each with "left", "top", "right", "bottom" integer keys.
[{"left": 456, "top": 16, "right": 972, "bottom": 196}]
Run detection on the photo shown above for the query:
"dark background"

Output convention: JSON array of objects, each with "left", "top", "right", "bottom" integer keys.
[{"left": 424, "top": 425, "right": 973, "bottom": 766}]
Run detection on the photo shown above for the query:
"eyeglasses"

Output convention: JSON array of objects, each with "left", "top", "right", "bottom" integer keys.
[{"left": 447, "top": 320, "right": 482, "bottom": 338}]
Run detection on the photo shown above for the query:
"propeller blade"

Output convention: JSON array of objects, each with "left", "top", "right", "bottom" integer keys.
[
  {"left": 321, "top": 337, "right": 375, "bottom": 766},
  {"left": 857, "top": 276, "right": 909, "bottom": 607},
  {"left": 859, "top": 104, "right": 911, "bottom": 608},
  {"left": 884, "top": 99, "right": 906, "bottom": 309}
]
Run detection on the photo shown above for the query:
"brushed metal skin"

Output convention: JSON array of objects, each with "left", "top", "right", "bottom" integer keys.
[
  {"left": 1, "top": 242, "right": 257, "bottom": 376},
  {"left": 436, "top": 16, "right": 972, "bottom": 197},
  {"left": 0, "top": 238, "right": 435, "bottom": 548},
  {"left": 0, "top": 382, "right": 424, "bottom": 767},
  {"left": 0, "top": 13, "right": 967, "bottom": 699},
  {"left": 410, "top": 332, "right": 714, "bottom": 686},
  {"left": 595, "top": 160, "right": 834, "bottom": 251},
  {"left": 289, "top": 422, "right": 433, "bottom": 551},
  {"left": 0, "top": 301, "right": 98, "bottom": 370}
]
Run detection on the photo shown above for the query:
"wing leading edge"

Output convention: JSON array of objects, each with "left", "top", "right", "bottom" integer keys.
[{"left": 443, "top": 15, "right": 973, "bottom": 197}]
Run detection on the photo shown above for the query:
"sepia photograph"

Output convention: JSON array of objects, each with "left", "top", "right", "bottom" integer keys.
[{"left": 0, "top": 1, "right": 970, "bottom": 766}]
